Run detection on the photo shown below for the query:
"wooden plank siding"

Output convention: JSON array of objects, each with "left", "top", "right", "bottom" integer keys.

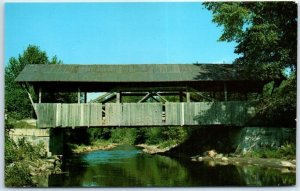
[
  {"left": 34, "top": 102, "right": 255, "bottom": 128},
  {"left": 121, "top": 103, "right": 162, "bottom": 126},
  {"left": 35, "top": 103, "right": 102, "bottom": 128},
  {"left": 165, "top": 102, "right": 255, "bottom": 126}
]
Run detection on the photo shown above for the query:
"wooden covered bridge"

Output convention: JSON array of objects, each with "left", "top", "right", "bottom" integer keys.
[{"left": 15, "top": 64, "right": 272, "bottom": 128}]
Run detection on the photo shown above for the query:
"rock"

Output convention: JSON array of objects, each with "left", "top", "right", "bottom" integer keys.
[
  {"left": 47, "top": 159, "right": 56, "bottom": 163},
  {"left": 221, "top": 157, "right": 229, "bottom": 161},
  {"left": 197, "top": 157, "right": 203, "bottom": 161},
  {"left": 281, "top": 168, "right": 291, "bottom": 173},
  {"left": 281, "top": 161, "right": 295, "bottom": 168},
  {"left": 217, "top": 161, "right": 229, "bottom": 166},
  {"left": 207, "top": 150, "right": 217, "bottom": 158}
]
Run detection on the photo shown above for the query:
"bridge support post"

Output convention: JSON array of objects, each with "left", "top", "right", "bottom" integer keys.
[
  {"left": 224, "top": 82, "right": 228, "bottom": 101},
  {"left": 116, "top": 91, "right": 121, "bottom": 103},
  {"left": 77, "top": 87, "right": 81, "bottom": 103},
  {"left": 49, "top": 128, "right": 64, "bottom": 155},
  {"left": 186, "top": 92, "right": 190, "bottom": 102},
  {"left": 38, "top": 87, "right": 42, "bottom": 103}
]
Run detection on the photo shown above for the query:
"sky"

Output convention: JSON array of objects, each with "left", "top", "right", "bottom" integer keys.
[{"left": 5, "top": 2, "right": 239, "bottom": 65}]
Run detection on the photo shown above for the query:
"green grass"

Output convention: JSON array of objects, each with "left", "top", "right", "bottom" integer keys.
[{"left": 6, "top": 118, "right": 36, "bottom": 129}]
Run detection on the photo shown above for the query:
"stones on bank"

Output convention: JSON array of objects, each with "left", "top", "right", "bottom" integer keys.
[
  {"left": 136, "top": 144, "right": 178, "bottom": 154},
  {"left": 190, "top": 154, "right": 296, "bottom": 173},
  {"left": 29, "top": 155, "right": 62, "bottom": 185},
  {"left": 6, "top": 155, "right": 62, "bottom": 187},
  {"left": 71, "top": 143, "right": 119, "bottom": 154}
]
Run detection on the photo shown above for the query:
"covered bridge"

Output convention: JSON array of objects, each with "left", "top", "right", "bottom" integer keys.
[{"left": 16, "top": 64, "right": 274, "bottom": 128}]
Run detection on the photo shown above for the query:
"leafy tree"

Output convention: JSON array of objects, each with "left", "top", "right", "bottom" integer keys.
[
  {"left": 204, "top": 2, "right": 297, "bottom": 71},
  {"left": 204, "top": 2, "right": 297, "bottom": 126},
  {"left": 5, "top": 45, "right": 51, "bottom": 119},
  {"left": 5, "top": 45, "right": 76, "bottom": 120}
]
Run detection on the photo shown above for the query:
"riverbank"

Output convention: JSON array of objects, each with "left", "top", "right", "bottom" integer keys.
[
  {"left": 30, "top": 155, "right": 62, "bottom": 186},
  {"left": 137, "top": 144, "right": 296, "bottom": 173},
  {"left": 136, "top": 143, "right": 178, "bottom": 154},
  {"left": 69, "top": 142, "right": 296, "bottom": 174},
  {"left": 5, "top": 155, "right": 62, "bottom": 187},
  {"left": 190, "top": 155, "right": 296, "bottom": 173},
  {"left": 70, "top": 141, "right": 119, "bottom": 154}
]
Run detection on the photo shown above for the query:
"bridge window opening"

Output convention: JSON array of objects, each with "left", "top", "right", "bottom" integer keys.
[{"left": 162, "top": 104, "right": 166, "bottom": 123}]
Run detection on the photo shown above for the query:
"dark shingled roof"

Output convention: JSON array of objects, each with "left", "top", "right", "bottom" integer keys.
[{"left": 16, "top": 64, "right": 257, "bottom": 83}]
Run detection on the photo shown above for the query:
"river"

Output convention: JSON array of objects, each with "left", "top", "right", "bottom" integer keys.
[{"left": 48, "top": 145, "right": 295, "bottom": 187}]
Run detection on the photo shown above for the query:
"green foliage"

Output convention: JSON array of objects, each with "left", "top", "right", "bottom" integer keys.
[
  {"left": 5, "top": 136, "right": 46, "bottom": 164},
  {"left": 5, "top": 44, "right": 76, "bottom": 120},
  {"left": 204, "top": 2, "right": 297, "bottom": 71},
  {"left": 110, "top": 128, "right": 137, "bottom": 145},
  {"left": 6, "top": 118, "right": 36, "bottom": 129},
  {"left": 253, "top": 73, "right": 296, "bottom": 126},
  {"left": 5, "top": 162, "right": 34, "bottom": 187},
  {"left": 5, "top": 45, "right": 51, "bottom": 119},
  {"left": 244, "top": 143, "right": 296, "bottom": 160},
  {"left": 204, "top": 2, "right": 297, "bottom": 126},
  {"left": 5, "top": 133, "right": 47, "bottom": 187},
  {"left": 145, "top": 127, "right": 188, "bottom": 146},
  {"left": 82, "top": 126, "right": 188, "bottom": 150},
  {"left": 87, "top": 128, "right": 111, "bottom": 142}
]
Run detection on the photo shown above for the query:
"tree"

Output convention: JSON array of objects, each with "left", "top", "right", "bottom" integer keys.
[
  {"left": 5, "top": 45, "right": 72, "bottom": 120},
  {"left": 204, "top": 2, "right": 297, "bottom": 126},
  {"left": 204, "top": 2, "right": 297, "bottom": 72}
]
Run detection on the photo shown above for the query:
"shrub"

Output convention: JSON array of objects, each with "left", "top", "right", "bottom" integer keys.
[
  {"left": 243, "top": 143, "right": 296, "bottom": 159},
  {"left": 5, "top": 134, "right": 47, "bottom": 187},
  {"left": 5, "top": 162, "right": 34, "bottom": 187}
]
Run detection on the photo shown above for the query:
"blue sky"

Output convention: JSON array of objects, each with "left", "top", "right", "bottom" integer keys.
[{"left": 5, "top": 2, "right": 238, "bottom": 65}]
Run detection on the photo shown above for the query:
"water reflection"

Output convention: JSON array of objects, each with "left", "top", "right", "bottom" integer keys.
[
  {"left": 236, "top": 165, "right": 296, "bottom": 186},
  {"left": 48, "top": 145, "right": 295, "bottom": 187}
]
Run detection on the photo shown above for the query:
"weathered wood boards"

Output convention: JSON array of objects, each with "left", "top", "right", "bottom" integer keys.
[
  {"left": 36, "top": 103, "right": 102, "bottom": 128},
  {"left": 35, "top": 102, "right": 255, "bottom": 128},
  {"left": 35, "top": 103, "right": 60, "bottom": 128},
  {"left": 165, "top": 102, "right": 255, "bottom": 126},
  {"left": 105, "top": 103, "right": 162, "bottom": 126}
]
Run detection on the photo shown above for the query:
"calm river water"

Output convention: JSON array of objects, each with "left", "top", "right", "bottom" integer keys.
[{"left": 48, "top": 145, "right": 295, "bottom": 187}]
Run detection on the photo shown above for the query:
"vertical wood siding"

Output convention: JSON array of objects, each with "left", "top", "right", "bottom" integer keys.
[
  {"left": 105, "top": 103, "right": 162, "bottom": 126},
  {"left": 35, "top": 102, "right": 255, "bottom": 128},
  {"left": 35, "top": 103, "right": 102, "bottom": 128}
]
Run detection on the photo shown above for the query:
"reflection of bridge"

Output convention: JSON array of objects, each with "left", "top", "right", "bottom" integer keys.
[{"left": 16, "top": 64, "right": 275, "bottom": 128}]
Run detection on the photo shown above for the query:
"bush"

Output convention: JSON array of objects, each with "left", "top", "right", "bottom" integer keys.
[
  {"left": 5, "top": 162, "right": 34, "bottom": 187},
  {"left": 244, "top": 143, "right": 296, "bottom": 159},
  {"left": 5, "top": 134, "right": 47, "bottom": 187},
  {"left": 110, "top": 128, "right": 137, "bottom": 144}
]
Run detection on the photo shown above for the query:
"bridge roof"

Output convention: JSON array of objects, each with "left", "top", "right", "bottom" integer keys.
[
  {"left": 16, "top": 63, "right": 261, "bottom": 82},
  {"left": 15, "top": 64, "right": 277, "bottom": 92}
]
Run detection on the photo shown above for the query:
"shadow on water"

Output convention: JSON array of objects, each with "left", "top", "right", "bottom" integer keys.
[{"left": 48, "top": 145, "right": 295, "bottom": 187}]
